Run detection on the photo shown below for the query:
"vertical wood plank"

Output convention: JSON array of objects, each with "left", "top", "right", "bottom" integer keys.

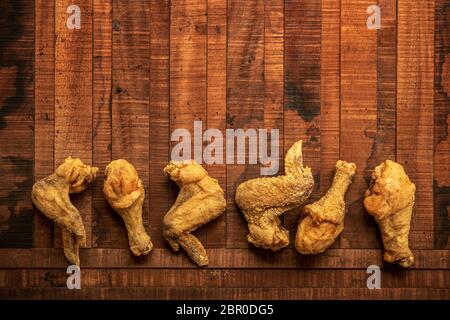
[
  {"left": 149, "top": 0, "right": 171, "bottom": 248},
  {"left": 0, "top": 0, "right": 34, "bottom": 247},
  {"left": 170, "top": 0, "right": 208, "bottom": 243},
  {"left": 319, "top": 0, "right": 340, "bottom": 248},
  {"left": 34, "top": 0, "right": 55, "bottom": 247},
  {"left": 284, "top": 0, "right": 321, "bottom": 246},
  {"left": 264, "top": 0, "right": 284, "bottom": 244},
  {"left": 226, "top": 0, "right": 264, "bottom": 248},
  {"left": 92, "top": 0, "right": 112, "bottom": 247},
  {"left": 320, "top": 0, "right": 340, "bottom": 193},
  {"left": 397, "top": 0, "right": 434, "bottom": 249},
  {"left": 111, "top": 0, "right": 150, "bottom": 247},
  {"left": 55, "top": 0, "right": 93, "bottom": 248},
  {"left": 206, "top": 0, "right": 227, "bottom": 247},
  {"left": 339, "top": 0, "right": 377, "bottom": 248},
  {"left": 341, "top": 0, "right": 398, "bottom": 248},
  {"left": 434, "top": 0, "right": 450, "bottom": 249}
]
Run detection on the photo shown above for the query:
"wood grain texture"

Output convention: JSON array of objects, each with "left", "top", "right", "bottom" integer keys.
[
  {"left": 339, "top": 0, "right": 378, "bottom": 249},
  {"left": 109, "top": 0, "right": 150, "bottom": 248},
  {"left": 149, "top": 0, "right": 170, "bottom": 248},
  {"left": 397, "top": 0, "right": 434, "bottom": 250},
  {"left": 205, "top": 0, "right": 227, "bottom": 247},
  {"left": 34, "top": 0, "right": 55, "bottom": 248},
  {"left": 2, "top": 268, "right": 450, "bottom": 288},
  {"left": 92, "top": 0, "right": 112, "bottom": 247},
  {"left": 169, "top": 0, "right": 208, "bottom": 246},
  {"left": 1, "top": 248, "right": 449, "bottom": 269},
  {"left": 54, "top": 0, "right": 93, "bottom": 247},
  {"left": 0, "top": 0, "right": 448, "bottom": 301},
  {"left": 226, "top": 0, "right": 265, "bottom": 248},
  {"left": 284, "top": 0, "right": 321, "bottom": 246},
  {"left": 434, "top": 0, "right": 450, "bottom": 249},
  {"left": 0, "top": 0, "right": 34, "bottom": 247},
  {"left": 319, "top": 0, "right": 340, "bottom": 248}
]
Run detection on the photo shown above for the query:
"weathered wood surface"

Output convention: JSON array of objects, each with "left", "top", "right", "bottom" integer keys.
[{"left": 0, "top": 0, "right": 448, "bottom": 299}]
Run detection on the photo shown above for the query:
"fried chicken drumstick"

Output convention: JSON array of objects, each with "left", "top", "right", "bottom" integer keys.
[
  {"left": 295, "top": 160, "right": 356, "bottom": 254},
  {"left": 235, "top": 140, "right": 314, "bottom": 250},
  {"left": 163, "top": 160, "right": 226, "bottom": 266},
  {"left": 32, "top": 157, "right": 98, "bottom": 265},
  {"left": 103, "top": 159, "right": 153, "bottom": 256},
  {"left": 364, "top": 160, "right": 416, "bottom": 268}
]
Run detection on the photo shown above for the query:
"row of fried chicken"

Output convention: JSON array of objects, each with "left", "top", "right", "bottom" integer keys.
[{"left": 31, "top": 140, "right": 416, "bottom": 268}]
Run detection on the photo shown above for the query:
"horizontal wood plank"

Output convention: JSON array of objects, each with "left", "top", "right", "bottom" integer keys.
[{"left": 0, "top": 248, "right": 448, "bottom": 269}]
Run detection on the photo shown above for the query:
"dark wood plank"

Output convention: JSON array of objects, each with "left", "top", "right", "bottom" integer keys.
[
  {"left": 397, "top": 0, "right": 434, "bottom": 249},
  {"left": 4, "top": 268, "right": 450, "bottom": 289},
  {"left": 34, "top": 0, "right": 55, "bottom": 248},
  {"left": 226, "top": 0, "right": 265, "bottom": 248},
  {"left": 0, "top": 0, "right": 34, "bottom": 247},
  {"left": 92, "top": 0, "right": 112, "bottom": 247},
  {"left": 434, "top": 0, "right": 450, "bottom": 249},
  {"left": 264, "top": 0, "right": 284, "bottom": 180},
  {"left": 170, "top": 0, "right": 208, "bottom": 245},
  {"left": 319, "top": 0, "right": 340, "bottom": 248},
  {"left": 1, "top": 287, "right": 449, "bottom": 300},
  {"left": 109, "top": 0, "right": 150, "bottom": 247},
  {"left": 339, "top": 0, "right": 378, "bottom": 248},
  {"left": 149, "top": 0, "right": 170, "bottom": 248},
  {"left": 205, "top": 0, "right": 227, "bottom": 247},
  {"left": 54, "top": 0, "right": 93, "bottom": 248},
  {"left": 284, "top": 0, "right": 321, "bottom": 246},
  {"left": 1, "top": 248, "right": 449, "bottom": 269}
]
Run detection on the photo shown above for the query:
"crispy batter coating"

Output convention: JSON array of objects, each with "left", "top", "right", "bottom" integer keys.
[
  {"left": 364, "top": 160, "right": 416, "bottom": 268},
  {"left": 163, "top": 160, "right": 226, "bottom": 266},
  {"left": 235, "top": 140, "right": 314, "bottom": 250},
  {"left": 31, "top": 157, "right": 98, "bottom": 265},
  {"left": 295, "top": 160, "right": 356, "bottom": 254},
  {"left": 103, "top": 159, "right": 153, "bottom": 256}
]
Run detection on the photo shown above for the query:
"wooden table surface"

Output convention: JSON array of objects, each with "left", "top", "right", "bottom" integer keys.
[{"left": 0, "top": 0, "right": 449, "bottom": 300}]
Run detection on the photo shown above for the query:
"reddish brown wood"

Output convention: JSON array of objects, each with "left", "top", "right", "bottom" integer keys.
[
  {"left": 34, "top": 0, "right": 55, "bottom": 248},
  {"left": 226, "top": 0, "right": 265, "bottom": 248},
  {"left": 149, "top": 0, "right": 171, "bottom": 248},
  {"left": 397, "top": 0, "right": 435, "bottom": 249},
  {"left": 110, "top": 0, "right": 150, "bottom": 248},
  {"left": 0, "top": 248, "right": 449, "bottom": 269},
  {"left": 92, "top": 0, "right": 112, "bottom": 247},
  {"left": 434, "top": 0, "right": 450, "bottom": 249},
  {"left": 205, "top": 0, "right": 227, "bottom": 248},
  {"left": 284, "top": 0, "right": 321, "bottom": 247}
]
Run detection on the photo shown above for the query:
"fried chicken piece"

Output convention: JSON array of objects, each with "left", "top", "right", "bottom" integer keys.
[
  {"left": 295, "top": 160, "right": 356, "bottom": 254},
  {"left": 364, "top": 160, "right": 416, "bottom": 268},
  {"left": 31, "top": 157, "right": 98, "bottom": 265},
  {"left": 103, "top": 159, "right": 153, "bottom": 256},
  {"left": 163, "top": 160, "right": 226, "bottom": 266},
  {"left": 235, "top": 140, "right": 314, "bottom": 250}
]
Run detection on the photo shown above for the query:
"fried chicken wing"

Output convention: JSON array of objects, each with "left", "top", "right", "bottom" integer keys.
[
  {"left": 364, "top": 160, "right": 416, "bottom": 268},
  {"left": 31, "top": 157, "right": 98, "bottom": 265},
  {"left": 163, "top": 160, "right": 226, "bottom": 266},
  {"left": 103, "top": 159, "right": 153, "bottom": 256},
  {"left": 235, "top": 140, "right": 314, "bottom": 250},
  {"left": 295, "top": 160, "right": 356, "bottom": 254}
]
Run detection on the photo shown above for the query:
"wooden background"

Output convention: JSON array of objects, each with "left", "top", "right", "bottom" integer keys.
[{"left": 0, "top": 0, "right": 449, "bottom": 299}]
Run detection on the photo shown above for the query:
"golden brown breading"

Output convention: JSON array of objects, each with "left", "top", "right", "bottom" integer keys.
[
  {"left": 235, "top": 140, "right": 314, "bottom": 250},
  {"left": 103, "top": 159, "right": 153, "bottom": 256},
  {"left": 364, "top": 160, "right": 416, "bottom": 268},
  {"left": 31, "top": 157, "right": 98, "bottom": 265},
  {"left": 163, "top": 160, "right": 226, "bottom": 266},
  {"left": 295, "top": 160, "right": 356, "bottom": 254}
]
